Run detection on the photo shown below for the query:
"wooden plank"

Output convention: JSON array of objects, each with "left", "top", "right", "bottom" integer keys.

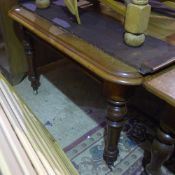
[{"left": 0, "top": 73, "right": 79, "bottom": 175}]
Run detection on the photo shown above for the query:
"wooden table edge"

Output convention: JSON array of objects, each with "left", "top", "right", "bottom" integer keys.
[
  {"left": 9, "top": 6, "right": 143, "bottom": 86},
  {"left": 143, "top": 65, "right": 175, "bottom": 107}
]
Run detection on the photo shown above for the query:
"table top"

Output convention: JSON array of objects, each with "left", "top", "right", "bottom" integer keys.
[
  {"left": 9, "top": 6, "right": 143, "bottom": 85},
  {"left": 16, "top": 2, "right": 175, "bottom": 75},
  {"left": 144, "top": 65, "right": 175, "bottom": 107},
  {"left": 9, "top": 5, "right": 175, "bottom": 106}
]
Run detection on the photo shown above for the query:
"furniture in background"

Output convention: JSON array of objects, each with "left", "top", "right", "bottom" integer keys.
[
  {"left": 144, "top": 66, "right": 175, "bottom": 175},
  {"left": 0, "top": 0, "right": 27, "bottom": 84},
  {"left": 34, "top": 0, "right": 175, "bottom": 47},
  {"left": 0, "top": 72, "right": 78, "bottom": 175},
  {"left": 9, "top": 2, "right": 175, "bottom": 174},
  {"left": 63, "top": 0, "right": 151, "bottom": 47},
  {"left": 0, "top": 0, "right": 64, "bottom": 85}
]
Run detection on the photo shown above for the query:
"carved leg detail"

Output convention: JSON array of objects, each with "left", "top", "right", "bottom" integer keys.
[
  {"left": 23, "top": 30, "right": 40, "bottom": 93},
  {"left": 146, "top": 127, "right": 175, "bottom": 175},
  {"left": 103, "top": 98, "right": 127, "bottom": 167}
]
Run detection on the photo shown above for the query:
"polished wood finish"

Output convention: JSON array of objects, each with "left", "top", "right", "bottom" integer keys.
[
  {"left": 9, "top": 5, "right": 175, "bottom": 171},
  {"left": 146, "top": 126, "right": 175, "bottom": 175},
  {"left": 143, "top": 32, "right": 175, "bottom": 174},
  {"left": 103, "top": 82, "right": 130, "bottom": 167},
  {"left": 144, "top": 67, "right": 175, "bottom": 175},
  {"left": 143, "top": 26, "right": 175, "bottom": 174},
  {"left": 9, "top": 6, "right": 143, "bottom": 166},
  {"left": 144, "top": 65, "right": 175, "bottom": 107},
  {"left": 9, "top": 7, "right": 143, "bottom": 86},
  {"left": 23, "top": 29, "right": 40, "bottom": 93},
  {"left": 104, "top": 98, "right": 127, "bottom": 167}
]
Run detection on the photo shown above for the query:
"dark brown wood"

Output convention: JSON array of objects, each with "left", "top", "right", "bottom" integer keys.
[
  {"left": 145, "top": 105, "right": 175, "bottom": 175},
  {"left": 103, "top": 82, "right": 130, "bottom": 167},
  {"left": 144, "top": 65, "right": 175, "bottom": 108},
  {"left": 146, "top": 126, "right": 175, "bottom": 175},
  {"left": 9, "top": 5, "right": 175, "bottom": 171},
  {"left": 9, "top": 6, "right": 143, "bottom": 86},
  {"left": 103, "top": 98, "right": 127, "bottom": 167},
  {"left": 23, "top": 29, "right": 40, "bottom": 93}
]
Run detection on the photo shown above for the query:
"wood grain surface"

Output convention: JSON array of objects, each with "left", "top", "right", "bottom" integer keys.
[
  {"left": 9, "top": 6, "right": 143, "bottom": 86},
  {"left": 144, "top": 65, "right": 175, "bottom": 107}
]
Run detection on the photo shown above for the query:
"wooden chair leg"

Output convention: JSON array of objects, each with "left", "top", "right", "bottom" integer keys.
[
  {"left": 23, "top": 29, "right": 40, "bottom": 93},
  {"left": 146, "top": 126, "right": 175, "bottom": 175}
]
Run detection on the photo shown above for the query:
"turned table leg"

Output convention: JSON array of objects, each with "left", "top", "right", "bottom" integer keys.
[
  {"left": 146, "top": 125, "right": 175, "bottom": 175},
  {"left": 103, "top": 82, "right": 130, "bottom": 167},
  {"left": 23, "top": 29, "right": 40, "bottom": 93},
  {"left": 103, "top": 98, "right": 127, "bottom": 167}
]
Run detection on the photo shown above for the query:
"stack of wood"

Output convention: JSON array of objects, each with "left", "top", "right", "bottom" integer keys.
[{"left": 0, "top": 73, "right": 78, "bottom": 175}]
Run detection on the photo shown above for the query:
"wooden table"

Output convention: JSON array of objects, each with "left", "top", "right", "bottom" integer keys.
[
  {"left": 9, "top": 5, "right": 175, "bottom": 175},
  {"left": 144, "top": 66, "right": 175, "bottom": 175}
]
